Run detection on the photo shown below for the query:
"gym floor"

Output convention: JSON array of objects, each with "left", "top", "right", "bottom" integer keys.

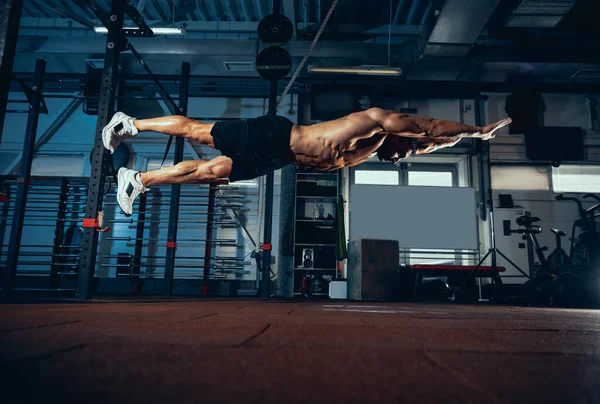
[{"left": 1, "top": 298, "right": 599, "bottom": 404}]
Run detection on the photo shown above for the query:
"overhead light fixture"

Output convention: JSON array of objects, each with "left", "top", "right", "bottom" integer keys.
[
  {"left": 307, "top": 65, "right": 403, "bottom": 76},
  {"left": 93, "top": 26, "right": 186, "bottom": 35}
]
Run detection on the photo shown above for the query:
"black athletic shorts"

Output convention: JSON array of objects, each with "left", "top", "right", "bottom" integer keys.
[{"left": 210, "top": 115, "right": 294, "bottom": 182}]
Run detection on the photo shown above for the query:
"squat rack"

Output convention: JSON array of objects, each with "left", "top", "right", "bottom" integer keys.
[{"left": 0, "top": 0, "right": 277, "bottom": 300}]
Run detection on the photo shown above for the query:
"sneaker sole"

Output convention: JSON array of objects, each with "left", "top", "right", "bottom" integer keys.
[
  {"left": 102, "top": 112, "right": 128, "bottom": 153},
  {"left": 117, "top": 168, "right": 133, "bottom": 216}
]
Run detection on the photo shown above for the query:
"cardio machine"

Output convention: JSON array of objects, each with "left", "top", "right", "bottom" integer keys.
[
  {"left": 503, "top": 215, "right": 568, "bottom": 277},
  {"left": 504, "top": 214, "right": 570, "bottom": 306},
  {"left": 556, "top": 194, "right": 600, "bottom": 274}
]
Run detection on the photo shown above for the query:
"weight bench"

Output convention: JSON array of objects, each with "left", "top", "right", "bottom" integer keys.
[{"left": 410, "top": 264, "right": 506, "bottom": 300}]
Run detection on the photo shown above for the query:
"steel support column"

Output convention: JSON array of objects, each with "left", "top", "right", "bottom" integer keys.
[
  {"left": 202, "top": 184, "right": 217, "bottom": 296},
  {"left": 50, "top": 178, "right": 70, "bottom": 289},
  {"left": 132, "top": 193, "right": 147, "bottom": 294},
  {"left": 0, "top": 183, "right": 10, "bottom": 265},
  {"left": 1, "top": 59, "right": 46, "bottom": 295},
  {"left": 474, "top": 96, "right": 503, "bottom": 289},
  {"left": 259, "top": 0, "right": 283, "bottom": 298},
  {"left": 163, "top": 62, "right": 190, "bottom": 297},
  {"left": 260, "top": 79, "right": 278, "bottom": 298},
  {"left": 76, "top": 0, "right": 126, "bottom": 300},
  {"left": 0, "top": 0, "right": 24, "bottom": 141}
]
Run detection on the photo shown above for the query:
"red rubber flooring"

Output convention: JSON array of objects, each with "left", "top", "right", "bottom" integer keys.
[{"left": 1, "top": 298, "right": 599, "bottom": 404}]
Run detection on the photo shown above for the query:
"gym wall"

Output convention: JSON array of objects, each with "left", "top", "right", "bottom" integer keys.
[{"left": 485, "top": 92, "right": 599, "bottom": 282}]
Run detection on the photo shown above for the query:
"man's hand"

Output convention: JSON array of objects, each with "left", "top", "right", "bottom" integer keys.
[{"left": 480, "top": 118, "right": 512, "bottom": 140}]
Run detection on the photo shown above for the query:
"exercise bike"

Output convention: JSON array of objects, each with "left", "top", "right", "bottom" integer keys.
[
  {"left": 505, "top": 214, "right": 569, "bottom": 306},
  {"left": 561, "top": 193, "right": 600, "bottom": 274},
  {"left": 504, "top": 215, "right": 569, "bottom": 276},
  {"left": 555, "top": 194, "right": 600, "bottom": 306}
]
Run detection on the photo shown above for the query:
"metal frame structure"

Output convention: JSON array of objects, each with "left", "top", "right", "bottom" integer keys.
[
  {"left": 202, "top": 184, "right": 217, "bottom": 295},
  {"left": 76, "top": 0, "right": 126, "bottom": 300},
  {"left": 132, "top": 193, "right": 147, "bottom": 294},
  {"left": 258, "top": 0, "right": 285, "bottom": 299},
  {"left": 0, "top": 0, "right": 24, "bottom": 142},
  {"left": 50, "top": 178, "right": 70, "bottom": 289},
  {"left": 76, "top": 0, "right": 193, "bottom": 299},
  {"left": 164, "top": 62, "right": 190, "bottom": 297},
  {"left": 463, "top": 96, "right": 530, "bottom": 299},
  {"left": 1, "top": 59, "right": 46, "bottom": 295}
]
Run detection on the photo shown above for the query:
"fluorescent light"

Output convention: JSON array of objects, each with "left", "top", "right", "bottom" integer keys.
[
  {"left": 93, "top": 26, "right": 185, "bottom": 35},
  {"left": 307, "top": 65, "right": 403, "bottom": 76}
]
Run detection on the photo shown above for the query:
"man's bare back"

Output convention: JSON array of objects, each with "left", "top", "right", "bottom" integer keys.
[
  {"left": 101, "top": 108, "right": 510, "bottom": 215},
  {"left": 288, "top": 107, "right": 510, "bottom": 170}
]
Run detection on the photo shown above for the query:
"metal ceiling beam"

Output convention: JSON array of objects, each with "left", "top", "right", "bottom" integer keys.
[
  {"left": 506, "top": 0, "right": 578, "bottom": 28},
  {"left": 221, "top": 0, "right": 237, "bottom": 21},
  {"left": 7, "top": 96, "right": 84, "bottom": 174},
  {"left": 19, "top": 18, "right": 421, "bottom": 36},
  {"left": 194, "top": 0, "right": 209, "bottom": 20},
  {"left": 14, "top": 35, "right": 416, "bottom": 59},
  {"left": 393, "top": 0, "right": 406, "bottom": 24},
  {"left": 473, "top": 40, "right": 600, "bottom": 64},
  {"left": 31, "top": 0, "right": 95, "bottom": 28},
  {"left": 136, "top": 0, "right": 149, "bottom": 14},
  {"left": 204, "top": 0, "right": 219, "bottom": 20},
  {"left": 282, "top": 0, "right": 296, "bottom": 39},
  {"left": 237, "top": 0, "right": 250, "bottom": 22},
  {"left": 405, "top": 0, "right": 422, "bottom": 25}
]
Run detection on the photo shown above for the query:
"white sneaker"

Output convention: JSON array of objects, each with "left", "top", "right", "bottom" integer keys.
[
  {"left": 117, "top": 168, "right": 149, "bottom": 216},
  {"left": 102, "top": 112, "right": 139, "bottom": 153}
]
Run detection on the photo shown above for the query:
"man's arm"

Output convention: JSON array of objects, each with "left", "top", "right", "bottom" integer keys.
[
  {"left": 414, "top": 136, "right": 462, "bottom": 155},
  {"left": 374, "top": 109, "right": 510, "bottom": 140}
]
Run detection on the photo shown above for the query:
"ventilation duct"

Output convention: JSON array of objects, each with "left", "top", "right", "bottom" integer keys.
[
  {"left": 506, "top": 0, "right": 578, "bottom": 28},
  {"left": 571, "top": 69, "right": 600, "bottom": 80}
]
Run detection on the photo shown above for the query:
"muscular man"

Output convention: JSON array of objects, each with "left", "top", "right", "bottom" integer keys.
[{"left": 102, "top": 108, "right": 511, "bottom": 215}]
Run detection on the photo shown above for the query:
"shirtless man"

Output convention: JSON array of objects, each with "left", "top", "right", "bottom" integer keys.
[{"left": 102, "top": 108, "right": 511, "bottom": 215}]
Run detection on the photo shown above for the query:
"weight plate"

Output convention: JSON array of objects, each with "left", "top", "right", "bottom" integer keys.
[
  {"left": 255, "top": 46, "right": 292, "bottom": 80},
  {"left": 257, "top": 14, "right": 294, "bottom": 44}
]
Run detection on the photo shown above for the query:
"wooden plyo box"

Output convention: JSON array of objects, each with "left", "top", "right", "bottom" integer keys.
[{"left": 347, "top": 239, "right": 400, "bottom": 301}]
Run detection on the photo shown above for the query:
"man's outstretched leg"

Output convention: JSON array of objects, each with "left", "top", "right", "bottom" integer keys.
[
  {"left": 102, "top": 112, "right": 214, "bottom": 153},
  {"left": 116, "top": 156, "right": 232, "bottom": 216}
]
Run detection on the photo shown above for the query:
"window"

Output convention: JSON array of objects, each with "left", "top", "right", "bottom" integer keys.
[
  {"left": 551, "top": 165, "right": 600, "bottom": 193},
  {"left": 31, "top": 155, "right": 84, "bottom": 176},
  {"left": 407, "top": 249, "right": 464, "bottom": 266},
  {"left": 146, "top": 158, "right": 173, "bottom": 171},
  {"left": 408, "top": 163, "right": 458, "bottom": 187},
  {"left": 354, "top": 170, "right": 399, "bottom": 185},
  {"left": 491, "top": 166, "right": 550, "bottom": 191},
  {"left": 408, "top": 171, "right": 453, "bottom": 187}
]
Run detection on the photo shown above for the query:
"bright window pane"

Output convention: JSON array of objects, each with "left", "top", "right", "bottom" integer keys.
[
  {"left": 355, "top": 170, "right": 399, "bottom": 185},
  {"left": 491, "top": 166, "right": 549, "bottom": 191},
  {"left": 409, "top": 171, "right": 452, "bottom": 187},
  {"left": 552, "top": 165, "right": 600, "bottom": 193},
  {"left": 146, "top": 158, "right": 173, "bottom": 171},
  {"left": 409, "top": 249, "right": 459, "bottom": 265},
  {"left": 31, "top": 156, "right": 84, "bottom": 176}
]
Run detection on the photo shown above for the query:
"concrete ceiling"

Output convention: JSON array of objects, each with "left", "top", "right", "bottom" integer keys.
[{"left": 12, "top": 0, "right": 600, "bottom": 94}]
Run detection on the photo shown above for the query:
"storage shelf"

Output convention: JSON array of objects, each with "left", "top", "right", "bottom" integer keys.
[{"left": 294, "top": 292, "right": 330, "bottom": 296}]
